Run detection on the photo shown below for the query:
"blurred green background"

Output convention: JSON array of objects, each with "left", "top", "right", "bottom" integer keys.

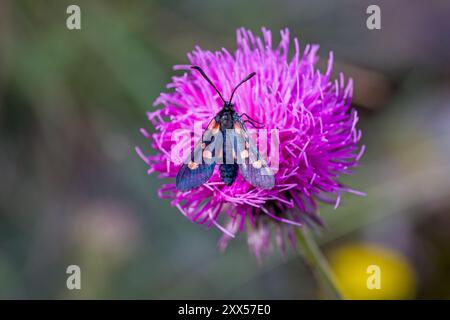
[{"left": 0, "top": 0, "right": 449, "bottom": 299}]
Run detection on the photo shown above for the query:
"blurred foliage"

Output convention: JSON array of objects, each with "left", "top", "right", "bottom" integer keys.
[{"left": 0, "top": 0, "right": 449, "bottom": 299}]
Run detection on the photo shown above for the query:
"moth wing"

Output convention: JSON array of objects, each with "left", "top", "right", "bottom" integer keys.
[
  {"left": 233, "top": 117, "right": 275, "bottom": 189},
  {"left": 176, "top": 119, "right": 220, "bottom": 191}
]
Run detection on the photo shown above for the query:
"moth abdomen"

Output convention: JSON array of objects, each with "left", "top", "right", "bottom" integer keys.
[{"left": 219, "top": 164, "right": 238, "bottom": 186}]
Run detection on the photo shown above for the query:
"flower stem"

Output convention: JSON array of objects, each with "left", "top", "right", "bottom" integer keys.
[{"left": 296, "top": 227, "right": 344, "bottom": 300}]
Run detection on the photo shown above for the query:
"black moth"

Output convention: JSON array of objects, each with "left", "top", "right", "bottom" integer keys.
[{"left": 176, "top": 66, "right": 275, "bottom": 191}]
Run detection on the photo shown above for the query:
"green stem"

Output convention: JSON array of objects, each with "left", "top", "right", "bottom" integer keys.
[{"left": 296, "top": 227, "right": 344, "bottom": 300}]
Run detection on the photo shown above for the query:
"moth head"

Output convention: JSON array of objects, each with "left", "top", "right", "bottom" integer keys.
[{"left": 224, "top": 102, "right": 234, "bottom": 110}]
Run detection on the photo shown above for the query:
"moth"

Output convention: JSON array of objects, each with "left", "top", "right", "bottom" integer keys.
[{"left": 176, "top": 66, "right": 275, "bottom": 191}]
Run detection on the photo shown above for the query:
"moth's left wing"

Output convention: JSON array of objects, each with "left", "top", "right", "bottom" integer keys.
[
  {"left": 233, "top": 115, "right": 275, "bottom": 189},
  {"left": 176, "top": 119, "right": 219, "bottom": 191}
]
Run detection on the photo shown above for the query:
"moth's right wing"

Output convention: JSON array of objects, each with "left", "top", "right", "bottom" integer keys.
[
  {"left": 176, "top": 119, "right": 220, "bottom": 191},
  {"left": 233, "top": 116, "right": 275, "bottom": 190}
]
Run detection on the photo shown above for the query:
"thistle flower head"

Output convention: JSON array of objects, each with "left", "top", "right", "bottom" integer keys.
[{"left": 137, "top": 28, "right": 364, "bottom": 259}]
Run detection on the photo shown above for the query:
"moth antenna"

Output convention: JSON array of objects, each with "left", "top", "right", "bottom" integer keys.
[
  {"left": 191, "top": 66, "right": 226, "bottom": 103},
  {"left": 229, "top": 72, "right": 256, "bottom": 103}
]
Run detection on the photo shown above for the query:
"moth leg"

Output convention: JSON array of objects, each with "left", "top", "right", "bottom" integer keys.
[
  {"left": 238, "top": 113, "right": 265, "bottom": 129},
  {"left": 243, "top": 119, "right": 264, "bottom": 129}
]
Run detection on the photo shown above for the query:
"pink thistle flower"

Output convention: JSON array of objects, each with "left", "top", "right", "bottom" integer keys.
[{"left": 137, "top": 28, "right": 364, "bottom": 259}]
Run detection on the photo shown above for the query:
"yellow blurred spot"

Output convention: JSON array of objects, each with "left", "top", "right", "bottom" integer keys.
[{"left": 328, "top": 243, "right": 416, "bottom": 300}]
